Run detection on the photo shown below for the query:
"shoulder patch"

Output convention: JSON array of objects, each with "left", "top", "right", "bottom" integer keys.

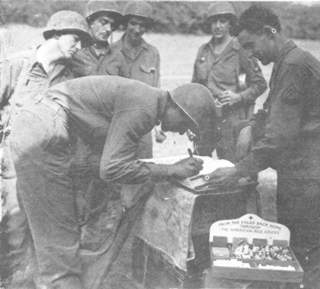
[{"left": 281, "top": 85, "right": 301, "bottom": 105}]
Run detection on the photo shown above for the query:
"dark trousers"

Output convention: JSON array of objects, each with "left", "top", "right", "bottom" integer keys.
[{"left": 277, "top": 176, "right": 320, "bottom": 289}]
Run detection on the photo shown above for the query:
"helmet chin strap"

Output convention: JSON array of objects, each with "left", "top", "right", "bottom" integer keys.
[{"left": 93, "top": 40, "right": 110, "bottom": 48}]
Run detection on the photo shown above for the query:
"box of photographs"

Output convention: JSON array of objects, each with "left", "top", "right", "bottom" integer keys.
[{"left": 208, "top": 214, "right": 304, "bottom": 283}]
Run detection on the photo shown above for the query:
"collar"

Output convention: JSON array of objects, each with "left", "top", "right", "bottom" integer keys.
[
  {"left": 30, "top": 45, "right": 47, "bottom": 75},
  {"left": 120, "top": 33, "right": 148, "bottom": 59},
  {"left": 207, "top": 36, "right": 239, "bottom": 53},
  {"left": 156, "top": 91, "right": 170, "bottom": 125},
  {"left": 89, "top": 42, "right": 111, "bottom": 58},
  {"left": 265, "top": 40, "right": 297, "bottom": 107},
  {"left": 270, "top": 40, "right": 297, "bottom": 84},
  {"left": 274, "top": 40, "right": 297, "bottom": 64}
]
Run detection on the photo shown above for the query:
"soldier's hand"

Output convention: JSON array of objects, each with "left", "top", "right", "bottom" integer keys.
[
  {"left": 186, "top": 129, "right": 197, "bottom": 141},
  {"left": 236, "top": 125, "right": 252, "bottom": 161},
  {"left": 155, "top": 127, "right": 167, "bottom": 143},
  {"left": 220, "top": 90, "right": 241, "bottom": 106},
  {"left": 216, "top": 96, "right": 230, "bottom": 106},
  {"left": 168, "top": 157, "right": 203, "bottom": 179},
  {"left": 207, "top": 167, "right": 241, "bottom": 187}
]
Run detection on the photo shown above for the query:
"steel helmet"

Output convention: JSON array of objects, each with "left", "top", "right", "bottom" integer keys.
[
  {"left": 85, "top": 1, "right": 122, "bottom": 22},
  {"left": 43, "top": 10, "right": 91, "bottom": 41},
  {"left": 123, "top": 1, "right": 153, "bottom": 23},
  {"left": 207, "top": 2, "right": 236, "bottom": 19},
  {"left": 169, "top": 83, "right": 216, "bottom": 135}
]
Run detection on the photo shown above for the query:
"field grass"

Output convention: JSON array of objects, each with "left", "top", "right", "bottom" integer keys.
[{"left": 4, "top": 24, "right": 320, "bottom": 220}]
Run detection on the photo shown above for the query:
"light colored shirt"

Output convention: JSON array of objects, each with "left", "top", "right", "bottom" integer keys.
[
  {"left": 112, "top": 34, "right": 160, "bottom": 88},
  {"left": 192, "top": 37, "right": 266, "bottom": 105},
  {"left": 0, "top": 48, "right": 73, "bottom": 108}
]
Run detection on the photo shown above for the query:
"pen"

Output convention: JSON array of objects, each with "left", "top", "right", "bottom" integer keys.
[
  {"left": 187, "top": 148, "right": 193, "bottom": 158},
  {"left": 189, "top": 174, "right": 211, "bottom": 181}
]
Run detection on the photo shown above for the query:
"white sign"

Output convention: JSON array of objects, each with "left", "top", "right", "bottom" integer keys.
[{"left": 209, "top": 214, "right": 290, "bottom": 245}]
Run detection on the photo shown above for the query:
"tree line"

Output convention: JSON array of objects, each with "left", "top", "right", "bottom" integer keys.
[{"left": 0, "top": 1, "right": 320, "bottom": 40}]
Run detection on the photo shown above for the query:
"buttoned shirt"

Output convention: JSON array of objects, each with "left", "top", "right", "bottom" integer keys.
[
  {"left": 192, "top": 38, "right": 266, "bottom": 115},
  {"left": 111, "top": 34, "right": 160, "bottom": 87},
  {"left": 237, "top": 40, "right": 320, "bottom": 179},
  {"left": 1, "top": 48, "right": 73, "bottom": 108},
  {"left": 71, "top": 44, "right": 129, "bottom": 77},
  {"left": 46, "top": 75, "right": 168, "bottom": 184}
]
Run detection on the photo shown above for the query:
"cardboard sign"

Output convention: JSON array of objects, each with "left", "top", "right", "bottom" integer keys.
[
  {"left": 208, "top": 214, "right": 304, "bottom": 283},
  {"left": 210, "top": 214, "right": 290, "bottom": 246}
]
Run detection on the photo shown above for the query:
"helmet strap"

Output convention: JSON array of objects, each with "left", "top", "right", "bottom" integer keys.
[{"left": 93, "top": 40, "right": 109, "bottom": 47}]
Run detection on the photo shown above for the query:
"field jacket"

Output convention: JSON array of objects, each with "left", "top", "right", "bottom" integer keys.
[{"left": 46, "top": 75, "right": 169, "bottom": 184}]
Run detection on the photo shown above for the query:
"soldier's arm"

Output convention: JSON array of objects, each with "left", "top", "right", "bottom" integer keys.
[
  {"left": 0, "top": 56, "right": 25, "bottom": 107},
  {"left": 191, "top": 46, "right": 204, "bottom": 83},
  {"left": 153, "top": 48, "right": 160, "bottom": 88},
  {"left": 191, "top": 45, "right": 224, "bottom": 98},
  {"left": 99, "top": 109, "right": 171, "bottom": 184},
  {"left": 69, "top": 50, "right": 87, "bottom": 78},
  {"left": 305, "top": 51, "right": 320, "bottom": 80},
  {"left": 0, "top": 59, "right": 12, "bottom": 106},
  {"left": 238, "top": 49, "right": 267, "bottom": 104}
]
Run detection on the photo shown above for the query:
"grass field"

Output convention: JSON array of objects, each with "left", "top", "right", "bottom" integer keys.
[{"left": 4, "top": 24, "right": 320, "bottom": 220}]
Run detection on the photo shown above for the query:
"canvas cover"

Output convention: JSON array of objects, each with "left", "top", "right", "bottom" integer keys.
[
  {"left": 136, "top": 156, "right": 234, "bottom": 271},
  {"left": 136, "top": 181, "right": 197, "bottom": 271}
]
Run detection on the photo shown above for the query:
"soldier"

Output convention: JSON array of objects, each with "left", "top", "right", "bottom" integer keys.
[
  {"left": 71, "top": 0, "right": 128, "bottom": 77},
  {"left": 210, "top": 5, "right": 320, "bottom": 289},
  {"left": 108, "top": 3, "right": 165, "bottom": 287},
  {"left": 8, "top": 76, "right": 217, "bottom": 289},
  {"left": 192, "top": 2, "right": 267, "bottom": 160},
  {"left": 8, "top": 10, "right": 90, "bottom": 107},
  {"left": 1, "top": 10, "right": 90, "bottom": 289},
  {"left": 112, "top": 1, "right": 165, "bottom": 154},
  {"left": 113, "top": 1, "right": 159, "bottom": 88},
  {"left": 68, "top": 1, "right": 127, "bottom": 262}
]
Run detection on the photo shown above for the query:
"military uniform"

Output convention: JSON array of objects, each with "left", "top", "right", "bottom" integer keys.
[
  {"left": 112, "top": 34, "right": 160, "bottom": 88},
  {"left": 236, "top": 41, "right": 320, "bottom": 289},
  {"left": 8, "top": 76, "right": 173, "bottom": 289},
  {"left": 70, "top": 42, "right": 130, "bottom": 255},
  {"left": 112, "top": 34, "right": 160, "bottom": 160},
  {"left": 107, "top": 33, "right": 161, "bottom": 289},
  {"left": 0, "top": 49, "right": 72, "bottom": 108},
  {"left": 192, "top": 37, "right": 267, "bottom": 161},
  {"left": 1, "top": 48, "right": 74, "bottom": 289},
  {"left": 71, "top": 44, "right": 129, "bottom": 77}
]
